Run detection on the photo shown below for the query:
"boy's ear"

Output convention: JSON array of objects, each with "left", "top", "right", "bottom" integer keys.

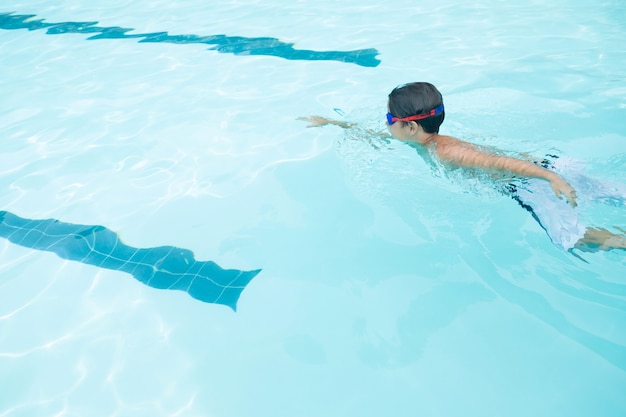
[{"left": 408, "top": 121, "right": 420, "bottom": 133}]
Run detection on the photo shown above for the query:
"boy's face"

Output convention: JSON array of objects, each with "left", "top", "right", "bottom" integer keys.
[
  {"left": 387, "top": 120, "right": 407, "bottom": 140},
  {"left": 386, "top": 102, "right": 411, "bottom": 141}
]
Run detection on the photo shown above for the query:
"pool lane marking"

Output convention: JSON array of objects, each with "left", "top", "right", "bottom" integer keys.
[
  {"left": 0, "top": 12, "right": 381, "bottom": 67},
  {"left": 0, "top": 211, "right": 260, "bottom": 311}
]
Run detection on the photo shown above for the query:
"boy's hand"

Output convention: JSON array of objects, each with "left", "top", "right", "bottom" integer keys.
[
  {"left": 550, "top": 177, "right": 578, "bottom": 207},
  {"left": 297, "top": 116, "right": 333, "bottom": 128},
  {"left": 297, "top": 116, "right": 354, "bottom": 129}
]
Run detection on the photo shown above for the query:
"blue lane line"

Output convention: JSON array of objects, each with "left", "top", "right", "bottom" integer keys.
[
  {"left": 0, "top": 12, "right": 381, "bottom": 67},
  {"left": 0, "top": 211, "right": 260, "bottom": 311}
]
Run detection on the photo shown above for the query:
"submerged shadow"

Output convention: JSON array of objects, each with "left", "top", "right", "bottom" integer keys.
[
  {"left": 0, "top": 211, "right": 260, "bottom": 311},
  {"left": 0, "top": 12, "right": 381, "bottom": 67}
]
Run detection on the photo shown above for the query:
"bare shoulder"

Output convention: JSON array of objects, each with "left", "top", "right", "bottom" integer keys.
[
  {"left": 433, "top": 136, "right": 494, "bottom": 167},
  {"left": 433, "top": 136, "right": 473, "bottom": 157}
]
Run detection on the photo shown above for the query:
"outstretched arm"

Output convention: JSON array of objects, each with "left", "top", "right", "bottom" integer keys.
[
  {"left": 436, "top": 144, "right": 578, "bottom": 206},
  {"left": 297, "top": 116, "right": 355, "bottom": 129},
  {"left": 297, "top": 116, "right": 393, "bottom": 139}
]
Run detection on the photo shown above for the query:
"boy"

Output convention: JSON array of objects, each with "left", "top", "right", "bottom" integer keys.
[{"left": 299, "top": 82, "right": 626, "bottom": 252}]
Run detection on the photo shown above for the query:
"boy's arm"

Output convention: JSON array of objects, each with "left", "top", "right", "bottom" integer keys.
[
  {"left": 297, "top": 116, "right": 355, "bottom": 129},
  {"left": 437, "top": 144, "right": 578, "bottom": 206},
  {"left": 298, "top": 116, "right": 393, "bottom": 139}
]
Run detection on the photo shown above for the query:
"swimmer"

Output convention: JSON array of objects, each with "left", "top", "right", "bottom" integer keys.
[{"left": 299, "top": 82, "right": 626, "bottom": 252}]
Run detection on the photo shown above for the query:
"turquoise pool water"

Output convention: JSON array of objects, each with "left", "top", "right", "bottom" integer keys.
[{"left": 1, "top": 1, "right": 625, "bottom": 416}]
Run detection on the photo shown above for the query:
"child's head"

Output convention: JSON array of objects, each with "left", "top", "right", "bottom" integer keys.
[{"left": 388, "top": 82, "right": 445, "bottom": 133}]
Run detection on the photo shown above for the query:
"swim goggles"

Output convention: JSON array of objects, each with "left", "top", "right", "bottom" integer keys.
[{"left": 386, "top": 104, "right": 444, "bottom": 125}]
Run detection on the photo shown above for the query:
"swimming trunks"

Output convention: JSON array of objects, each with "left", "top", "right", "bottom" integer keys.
[{"left": 506, "top": 156, "right": 626, "bottom": 250}]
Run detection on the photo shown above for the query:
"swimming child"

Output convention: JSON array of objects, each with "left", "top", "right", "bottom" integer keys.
[{"left": 299, "top": 82, "right": 626, "bottom": 252}]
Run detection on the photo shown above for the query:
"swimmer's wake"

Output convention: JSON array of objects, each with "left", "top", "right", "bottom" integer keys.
[{"left": 0, "top": 211, "right": 260, "bottom": 310}]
